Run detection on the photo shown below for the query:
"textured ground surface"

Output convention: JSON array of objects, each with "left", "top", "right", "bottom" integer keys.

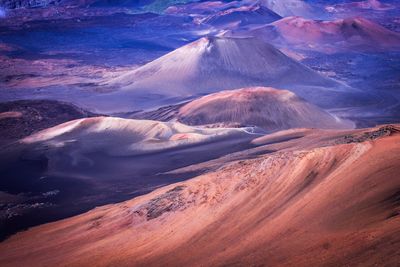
[{"left": 0, "top": 125, "right": 399, "bottom": 266}]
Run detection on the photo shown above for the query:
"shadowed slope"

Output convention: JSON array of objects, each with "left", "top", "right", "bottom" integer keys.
[
  {"left": 201, "top": 4, "right": 281, "bottom": 28},
  {"left": 0, "top": 116, "right": 259, "bottom": 240},
  {"left": 21, "top": 116, "right": 252, "bottom": 156},
  {"left": 0, "top": 100, "right": 95, "bottom": 146}
]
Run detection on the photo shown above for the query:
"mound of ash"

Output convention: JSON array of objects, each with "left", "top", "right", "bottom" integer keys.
[{"left": 131, "top": 87, "right": 353, "bottom": 131}]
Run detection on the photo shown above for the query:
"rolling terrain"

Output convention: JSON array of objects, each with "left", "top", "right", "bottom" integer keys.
[
  {"left": 0, "top": 116, "right": 260, "bottom": 240},
  {"left": 0, "top": 125, "right": 398, "bottom": 266},
  {"left": 0, "top": 0, "right": 399, "bottom": 266},
  {"left": 252, "top": 16, "right": 400, "bottom": 53}
]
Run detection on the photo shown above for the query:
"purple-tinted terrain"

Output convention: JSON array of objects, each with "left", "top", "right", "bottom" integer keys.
[{"left": 0, "top": 1, "right": 399, "bottom": 266}]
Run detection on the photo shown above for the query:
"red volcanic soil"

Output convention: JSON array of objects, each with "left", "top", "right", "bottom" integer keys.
[
  {"left": 0, "top": 125, "right": 399, "bottom": 266},
  {"left": 255, "top": 16, "right": 400, "bottom": 53},
  {"left": 177, "top": 87, "right": 353, "bottom": 130}
]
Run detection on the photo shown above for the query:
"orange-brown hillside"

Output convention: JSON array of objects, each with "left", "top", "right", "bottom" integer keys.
[{"left": 0, "top": 125, "right": 399, "bottom": 267}]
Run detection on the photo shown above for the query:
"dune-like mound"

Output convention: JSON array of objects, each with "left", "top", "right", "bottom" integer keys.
[
  {"left": 176, "top": 87, "right": 353, "bottom": 130},
  {"left": 0, "top": 116, "right": 258, "bottom": 240},
  {"left": 109, "top": 36, "right": 336, "bottom": 98},
  {"left": 201, "top": 5, "right": 281, "bottom": 28},
  {"left": 254, "top": 16, "right": 400, "bottom": 53},
  {"left": 22, "top": 116, "right": 249, "bottom": 156},
  {"left": 1, "top": 125, "right": 399, "bottom": 266},
  {"left": 0, "top": 100, "right": 94, "bottom": 146}
]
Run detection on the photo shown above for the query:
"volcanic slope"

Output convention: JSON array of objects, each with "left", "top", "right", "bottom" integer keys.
[
  {"left": 201, "top": 4, "right": 281, "bottom": 28},
  {"left": 176, "top": 87, "right": 353, "bottom": 130},
  {"left": 259, "top": 0, "right": 314, "bottom": 18},
  {"left": 134, "top": 87, "right": 353, "bottom": 131},
  {"left": 107, "top": 36, "right": 340, "bottom": 109},
  {"left": 0, "top": 116, "right": 258, "bottom": 240},
  {"left": 21, "top": 116, "right": 252, "bottom": 156},
  {"left": 253, "top": 16, "right": 400, "bottom": 53},
  {"left": 1, "top": 125, "right": 399, "bottom": 266},
  {"left": 327, "top": 0, "right": 395, "bottom": 12}
]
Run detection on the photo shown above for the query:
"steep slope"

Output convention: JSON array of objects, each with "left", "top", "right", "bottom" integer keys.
[
  {"left": 1, "top": 125, "right": 399, "bottom": 266},
  {"left": 200, "top": 4, "right": 281, "bottom": 28},
  {"left": 254, "top": 16, "right": 400, "bottom": 53},
  {"left": 108, "top": 36, "right": 338, "bottom": 102},
  {"left": 176, "top": 87, "right": 353, "bottom": 130}
]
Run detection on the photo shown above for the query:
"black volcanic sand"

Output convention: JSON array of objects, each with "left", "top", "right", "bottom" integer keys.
[
  {"left": 0, "top": 133, "right": 261, "bottom": 240},
  {"left": 0, "top": 12, "right": 199, "bottom": 66},
  {"left": 0, "top": 100, "right": 96, "bottom": 145}
]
